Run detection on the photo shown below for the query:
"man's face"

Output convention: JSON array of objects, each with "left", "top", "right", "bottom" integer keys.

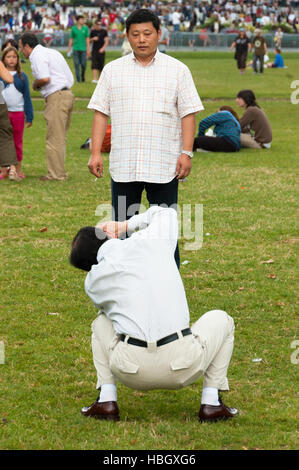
[
  {"left": 19, "top": 40, "right": 30, "bottom": 58},
  {"left": 127, "top": 22, "right": 161, "bottom": 60}
]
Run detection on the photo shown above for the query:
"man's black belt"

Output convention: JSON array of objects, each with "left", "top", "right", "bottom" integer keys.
[
  {"left": 120, "top": 328, "right": 192, "bottom": 348},
  {"left": 60, "top": 87, "right": 69, "bottom": 91}
]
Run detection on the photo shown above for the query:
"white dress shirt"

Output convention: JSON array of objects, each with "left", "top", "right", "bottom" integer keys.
[
  {"left": 29, "top": 44, "right": 74, "bottom": 98},
  {"left": 88, "top": 50, "right": 204, "bottom": 183},
  {"left": 85, "top": 207, "right": 190, "bottom": 342}
]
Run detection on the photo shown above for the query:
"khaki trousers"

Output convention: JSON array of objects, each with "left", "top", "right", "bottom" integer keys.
[
  {"left": 43, "top": 90, "right": 74, "bottom": 180},
  {"left": 240, "top": 133, "right": 263, "bottom": 149},
  {"left": 91, "top": 310, "right": 234, "bottom": 392}
]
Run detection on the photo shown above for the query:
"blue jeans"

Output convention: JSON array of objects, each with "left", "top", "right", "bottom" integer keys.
[
  {"left": 111, "top": 177, "right": 180, "bottom": 269},
  {"left": 73, "top": 50, "right": 87, "bottom": 82}
]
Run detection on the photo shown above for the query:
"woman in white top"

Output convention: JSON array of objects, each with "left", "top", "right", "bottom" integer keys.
[{"left": 0, "top": 61, "right": 19, "bottom": 181}]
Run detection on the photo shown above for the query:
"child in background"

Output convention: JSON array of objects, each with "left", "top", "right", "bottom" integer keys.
[{"left": 0, "top": 46, "right": 33, "bottom": 179}]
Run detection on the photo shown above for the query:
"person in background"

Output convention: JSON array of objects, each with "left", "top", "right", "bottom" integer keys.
[
  {"left": 19, "top": 33, "right": 74, "bottom": 181},
  {"left": 251, "top": 29, "right": 267, "bottom": 74},
  {"left": 0, "top": 46, "right": 33, "bottom": 179},
  {"left": 230, "top": 29, "right": 251, "bottom": 75},
  {"left": 236, "top": 89, "right": 272, "bottom": 149},
  {"left": 68, "top": 15, "right": 90, "bottom": 83},
  {"left": 193, "top": 106, "right": 241, "bottom": 153},
  {"left": 267, "top": 47, "right": 284, "bottom": 68},
  {"left": 1, "top": 38, "right": 19, "bottom": 51},
  {"left": 158, "top": 22, "right": 169, "bottom": 53},
  {"left": 274, "top": 27, "right": 283, "bottom": 48},
  {"left": 89, "top": 20, "right": 109, "bottom": 84},
  {"left": 0, "top": 61, "right": 19, "bottom": 181}
]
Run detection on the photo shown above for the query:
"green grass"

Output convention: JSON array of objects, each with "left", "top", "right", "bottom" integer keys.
[{"left": 0, "top": 51, "right": 298, "bottom": 450}]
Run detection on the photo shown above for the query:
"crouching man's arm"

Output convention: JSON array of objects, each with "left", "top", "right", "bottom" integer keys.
[{"left": 99, "top": 206, "right": 178, "bottom": 251}]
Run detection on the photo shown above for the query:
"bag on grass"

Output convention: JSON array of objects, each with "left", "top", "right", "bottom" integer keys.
[{"left": 80, "top": 125, "right": 111, "bottom": 153}]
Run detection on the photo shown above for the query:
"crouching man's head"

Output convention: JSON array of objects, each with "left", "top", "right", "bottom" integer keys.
[{"left": 70, "top": 226, "right": 108, "bottom": 271}]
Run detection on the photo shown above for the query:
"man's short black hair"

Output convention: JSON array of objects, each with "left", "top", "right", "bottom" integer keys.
[
  {"left": 126, "top": 9, "right": 160, "bottom": 33},
  {"left": 20, "top": 32, "right": 39, "bottom": 49},
  {"left": 70, "top": 226, "right": 108, "bottom": 272}
]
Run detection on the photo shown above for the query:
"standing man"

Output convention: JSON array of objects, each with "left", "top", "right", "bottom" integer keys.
[
  {"left": 19, "top": 33, "right": 74, "bottom": 181},
  {"left": 251, "top": 28, "right": 267, "bottom": 74},
  {"left": 70, "top": 206, "right": 238, "bottom": 423},
  {"left": 87, "top": 9, "right": 203, "bottom": 269},
  {"left": 89, "top": 20, "right": 109, "bottom": 84},
  {"left": 68, "top": 15, "right": 90, "bottom": 83}
]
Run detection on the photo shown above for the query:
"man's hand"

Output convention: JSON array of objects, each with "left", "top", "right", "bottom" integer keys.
[
  {"left": 32, "top": 77, "right": 50, "bottom": 91},
  {"left": 88, "top": 152, "right": 103, "bottom": 178},
  {"left": 97, "top": 220, "right": 128, "bottom": 239},
  {"left": 176, "top": 154, "right": 192, "bottom": 180},
  {"left": 32, "top": 81, "right": 41, "bottom": 91}
]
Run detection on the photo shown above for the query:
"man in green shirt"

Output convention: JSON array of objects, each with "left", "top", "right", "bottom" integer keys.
[{"left": 68, "top": 15, "right": 90, "bottom": 82}]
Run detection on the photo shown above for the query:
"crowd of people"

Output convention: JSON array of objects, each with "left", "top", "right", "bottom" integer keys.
[{"left": 0, "top": 1, "right": 298, "bottom": 41}]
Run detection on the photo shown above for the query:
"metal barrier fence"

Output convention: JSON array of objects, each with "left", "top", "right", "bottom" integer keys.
[{"left": 1, "top": 31, "right": 299, "bottom": 50}]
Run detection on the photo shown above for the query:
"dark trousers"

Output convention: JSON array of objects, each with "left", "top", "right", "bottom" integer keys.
[
  {"left": 111, "top": 177, "right": 180, "bottom": 269},
  {"left": 73, "top": 50, "right": 87, "bottom": 82},
  {"left": 253, "top": 54, "right": 264, "bottom": 74},
  {"left": 193, "top": 136, "right": 238, "bottom": 152}
]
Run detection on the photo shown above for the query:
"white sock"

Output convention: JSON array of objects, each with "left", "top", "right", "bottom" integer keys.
[
  {"left": 98, "top": 384, "right": 117, "bottom": 403},
  {"left": 201, "top": 387, "right": 220, "bottom": 406}
]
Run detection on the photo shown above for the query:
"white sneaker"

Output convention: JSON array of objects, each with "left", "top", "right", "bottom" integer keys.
[{"left": 92, "top": 80, "right": 98, "bottom": 84}]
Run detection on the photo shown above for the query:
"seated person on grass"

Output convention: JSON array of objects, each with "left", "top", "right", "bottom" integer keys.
[
  {"left": 267, "top": 48, "right": 284, "bottom": 69},
  {"left": 193, "top": 106, "right": 241, "bottom": 153}
]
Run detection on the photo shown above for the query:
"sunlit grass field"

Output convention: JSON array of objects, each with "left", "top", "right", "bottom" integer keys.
[{"left": 0, "top": 51, "right": 298, "bottom": 450}]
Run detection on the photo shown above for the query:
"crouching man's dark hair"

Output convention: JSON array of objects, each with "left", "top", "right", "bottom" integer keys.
[{"left": 70, "top": 226, "right": 108, "bottom": 272}]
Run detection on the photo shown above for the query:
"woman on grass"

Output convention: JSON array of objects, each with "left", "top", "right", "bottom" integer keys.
[
  {"left": 1, "top": 46, "right": 33, "bottom": 179},
  {"left": 230, "top": 30, "right": 251, "bottom": 75},
  {"left": 193, "top": 106, "right": 241, "bottom": 153},
  {"left": 0, "top": 61, "right": 19, "bottom": 181},
  {"left": 236, "top": 89, "right": 272, "bottom": 149}
]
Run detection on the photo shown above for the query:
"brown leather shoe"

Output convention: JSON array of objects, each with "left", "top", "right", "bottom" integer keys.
[
  {"left": 198, "top": 397, "right": 238, "bottom": 423},
  {"left": 81, "top": 399, "right": 120, "bottom": 421}
]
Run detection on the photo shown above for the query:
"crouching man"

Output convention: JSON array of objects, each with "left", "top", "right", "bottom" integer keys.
[{"left": 69, "top": 206, "right": 238, "bottom": 423}]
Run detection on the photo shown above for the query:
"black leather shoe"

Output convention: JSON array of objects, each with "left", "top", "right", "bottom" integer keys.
[
  {"left": 81, "top": 399, "right": 120, "bottom": 421},
  {"left": 198, "top": 396, "right": 238, "bottom": 423}
]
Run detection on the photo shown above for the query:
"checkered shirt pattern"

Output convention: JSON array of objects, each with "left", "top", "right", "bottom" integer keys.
[{"left": 88, "top": 50, "right": 204, "bottom": 183}]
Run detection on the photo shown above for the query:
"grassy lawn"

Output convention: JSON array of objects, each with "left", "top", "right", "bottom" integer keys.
[{"left": 0, "top": 51, "right": 298, "bottom": 450}]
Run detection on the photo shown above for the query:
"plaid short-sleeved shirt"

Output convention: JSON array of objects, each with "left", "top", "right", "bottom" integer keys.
[{"left": 88, "top": 50, "right": 204, "bottom": 183}]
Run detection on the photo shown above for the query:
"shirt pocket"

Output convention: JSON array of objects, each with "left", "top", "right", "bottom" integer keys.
[
  {"left": 154, "top": 88, "right": 176, "bottom": 116},
  {"left": 170, "top": 357, "right": 195, "bottom": 371},
  {"left": 113, "top": 357, "right": 139, "bottom": 375}
]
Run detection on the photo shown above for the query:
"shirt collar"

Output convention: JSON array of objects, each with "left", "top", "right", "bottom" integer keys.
[
  {"left": 29, "top": 44, "right": 42, "bottom": 61},
  {"left": 131, "top": 48, "right": 160, "bottom": 66}
]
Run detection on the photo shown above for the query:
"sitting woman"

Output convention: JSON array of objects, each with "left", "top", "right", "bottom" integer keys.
[
  {"left": 193, "top": 106, "right": 241, "bottom": 152},
  {"left": 236, "top": 89, "right": 272, "bottom": 149}
]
